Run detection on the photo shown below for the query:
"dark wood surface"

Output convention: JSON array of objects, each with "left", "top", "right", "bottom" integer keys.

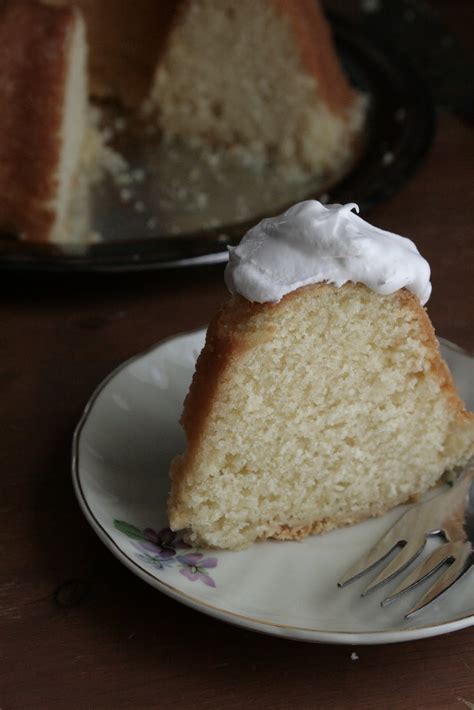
[{"left": 2, "top": 10, "right": 474, "bottom": 710}]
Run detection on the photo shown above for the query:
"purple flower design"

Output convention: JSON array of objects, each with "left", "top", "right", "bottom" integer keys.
[
  {"left": 142, "top": 527, "right": 189, "bottom": 555},
  {"left": 177, "top": 553, "right": 218, "bottom": 587},
  {"left": 136, "top": 527, "right": 190, "bottom": 568},
  {"left": 113, "top": 520, "right": 218, "bottom": 586}
]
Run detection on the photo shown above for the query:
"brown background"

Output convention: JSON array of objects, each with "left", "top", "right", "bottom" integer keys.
[{"left": 1, "top": 2, "right": 473, "bottom": 708}]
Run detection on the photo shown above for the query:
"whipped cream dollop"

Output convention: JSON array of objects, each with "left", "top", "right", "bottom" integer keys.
[{"left": 225, "top": 201, "right": 432, "bottom": 305}]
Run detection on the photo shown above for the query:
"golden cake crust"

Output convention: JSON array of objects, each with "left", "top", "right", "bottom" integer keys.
[
  {"left": 272, "top": 0, "right": 357, "bottom": 115},
  {"left": 0, "top": 1, "right": 79, "bottom": 242}
]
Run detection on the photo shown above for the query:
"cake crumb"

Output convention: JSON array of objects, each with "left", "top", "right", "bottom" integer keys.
[
  {"left": 361, "top": 0, "right": 380, "bottom": 13},
  {"left": 205, "top": 152, "right": 221, "bottom": 168},
  {"left": 394, "top": 108, "right": 407, "bottom": 122},
  {"left": 115, "top": 172, "right": 133, "bottom": 186},
  {"left": 189, "top": 167, "right": 201, "bottom": 182},
  {"left": 114, "top": 117, "right": 127, "bottom": 133},
  {"left": 195, "top": 192, "right": 209, "bottom": 209},
  {"left": 100, "top": 126, "right": 114, "bottom": 143},
  {"left": 88, "top": 230, "right": 102, "bottom": 244},
  {"left": 131, "top": 168, "right": 146, "bottom": 183},
  {"left": 120, "top": 188, "right": 132, "bottom": 203},
  {"left": 350, "top": 651, "right": 359, "bottom": 661},
  {"left": 382, "top": 151, "right": 395, "bottom": 166}
]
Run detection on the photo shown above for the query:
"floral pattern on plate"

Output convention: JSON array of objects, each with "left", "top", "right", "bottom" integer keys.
[{"left": 113, "top": 520, "right": 218, "bottom": 587}]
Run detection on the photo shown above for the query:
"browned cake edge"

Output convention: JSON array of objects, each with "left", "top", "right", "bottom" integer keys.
[{"left": 0, "top": 0, "right": 79, "bottom": 242}]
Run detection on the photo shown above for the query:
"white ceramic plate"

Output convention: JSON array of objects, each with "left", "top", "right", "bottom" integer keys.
[{"left": 72, "top": 330, "right": 474, "bottom": 644}]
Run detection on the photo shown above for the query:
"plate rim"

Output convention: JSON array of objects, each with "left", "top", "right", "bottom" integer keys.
[{"left": 72, "top": 330, "right": 474, "bottom": 644}]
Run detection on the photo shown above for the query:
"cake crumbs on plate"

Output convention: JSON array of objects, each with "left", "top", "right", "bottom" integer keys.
[
  {"left": 114, "top": 117, "right": 127, "bottom": 133},
  {"left": 195, "top": 192, "right": 209, "bottom": 209},
  {"left": 131, "top": 168, "right": 146, "bottom": 183},
  {"left": 120, "top": 188, "right": 133, "bottom": 203},
  {"left": 382, "top": 151, "right": 395, "bottom": 166}
]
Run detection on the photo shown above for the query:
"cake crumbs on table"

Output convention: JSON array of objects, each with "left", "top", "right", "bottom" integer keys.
[{"left": 361, "top": 0, "right": 380, "bottom": 13}]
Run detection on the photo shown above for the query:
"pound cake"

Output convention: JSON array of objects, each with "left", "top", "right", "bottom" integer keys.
[
  {"left": 0, "top": 0, "right": 87, "bottom": 243},
  {"left": 0, "top": 0, "right": 365, "bottom": 243},
  {"left": 50, "top": 0, "right": 365, "bottom": 174},
  {"left": 146, "top": 0, "right": 366, "bottom": 174},
  {"left": 168, "top": 201, "right": 474, "bottom": 550}
]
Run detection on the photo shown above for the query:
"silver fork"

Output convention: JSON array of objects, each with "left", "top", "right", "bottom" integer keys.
[{"left": 338, "top": 459, "right": 474, "bottom": 618}]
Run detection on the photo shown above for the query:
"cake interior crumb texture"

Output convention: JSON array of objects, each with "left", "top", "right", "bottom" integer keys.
[
  {"left": 168, "top": 283, "right": 474, "bottom": 550},
  {"left": 53, "top": 8, "right": 87, "bottom": 242},
  {"left": 150, "top": 0, "right": 366, "bottom": 174}
]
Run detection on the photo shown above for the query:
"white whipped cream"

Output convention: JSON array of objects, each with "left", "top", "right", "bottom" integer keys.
[{"left": 225, "top": 201, "right": 431, "bottom": 305}]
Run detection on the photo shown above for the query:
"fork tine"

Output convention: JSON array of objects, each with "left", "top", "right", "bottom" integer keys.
[
  {"left": 405, "top": 542, "right": 472, "bottom": 618},
  {"left": 338, "top": 506, "right": 423, "bottom": 587},
  {"left": 381, "top": 544, "right": 456, "bottom": 606},
  {"left": 337, "top": 536, "right": 401, "bottom": 588},
  {"left": 361, "top": 536, "right": 427, "bottom": 595}
]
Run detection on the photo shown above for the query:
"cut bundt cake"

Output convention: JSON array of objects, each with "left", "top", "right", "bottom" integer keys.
[
  {"left": 48, "top": 0, "right": 365, "bottom": 176},
  {"left": 168, "top": 201, "right": 474, "bottom": 550},
  {"left": 0, "top": 1, "right": 88, "bottom": 243},
  {"left": 146, "top": 0, "right": 366, "bottom": 175},
  {"left": 1, "top": 0, "right": 366, "bottom": 242}
]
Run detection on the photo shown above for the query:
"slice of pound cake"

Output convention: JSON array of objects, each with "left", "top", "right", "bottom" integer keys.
[{"left": 168, "top": 201, "right": 474, "bottom": 550}]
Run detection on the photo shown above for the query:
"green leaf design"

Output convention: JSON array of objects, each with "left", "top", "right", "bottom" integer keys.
[{"left": 113, "top": 520, "right": 146, "bottom": 540}]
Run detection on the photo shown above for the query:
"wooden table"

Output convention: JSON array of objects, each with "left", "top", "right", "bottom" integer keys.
[{"left": 2, "top": 16, "right": 474, "bottom": 710}]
